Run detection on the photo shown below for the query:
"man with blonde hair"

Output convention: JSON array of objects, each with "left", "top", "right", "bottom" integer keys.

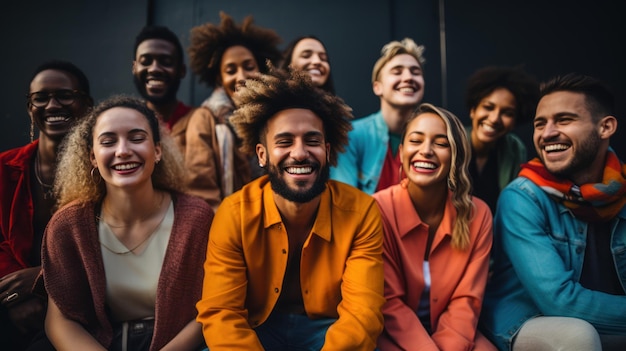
[{"left": 331, "top": 38, "right": 426, "bottom": 193}]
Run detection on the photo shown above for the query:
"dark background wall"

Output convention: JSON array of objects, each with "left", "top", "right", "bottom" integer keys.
[{"left": 2, "top": 0, "right": 624, "bottom": 158}]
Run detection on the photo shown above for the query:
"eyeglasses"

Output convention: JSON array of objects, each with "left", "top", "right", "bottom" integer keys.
[{"left": 26, "top": 89, "right": 87, "bottom": 108}]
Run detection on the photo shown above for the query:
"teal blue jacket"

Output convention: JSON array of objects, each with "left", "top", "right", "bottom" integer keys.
[
  {"left": 331, "top": 111, "right": 388, "bottom": 194},
  {"left": 480, "top": 176, "right": 626, "bottom": 350}
]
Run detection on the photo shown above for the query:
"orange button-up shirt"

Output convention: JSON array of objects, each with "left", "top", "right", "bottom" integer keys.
[{"left": 197, "top": 176, "right": 385, "bottom": 350}]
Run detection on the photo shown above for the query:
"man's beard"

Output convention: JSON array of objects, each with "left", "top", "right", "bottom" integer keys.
[
  {"left": 133, "top": 74, "right": 180, "bottom": 105},
  {"left": 267, "top": 159, "right": 329, "bottom": 203},
  {"left": 544, "top": 130, "right": 601, "bottom": 180}
]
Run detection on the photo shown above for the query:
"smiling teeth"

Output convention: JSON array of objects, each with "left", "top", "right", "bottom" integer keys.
[
  {"left": 114, "top": 163, "right": 140, "bottom": 171},
  {"left": 147, "top": 79, "right": 165, "bottom": 88},
  {"left": 46, "top": 116, "right": 69, "bottom": 122},
  {"left": 413, "top": 162, "right": 435, "bottom": 169},
  {"left": 482, "top": 124, "right": 495, "bottom": 132},
  {"left": 399, "top": 87, "right": 415, "bottom": 93},
  {"left": 545, "top": 144, "right": 569, "bottom": 152},
  {"left": 286, "top": 167, "right": 312, "bottom": 174}
]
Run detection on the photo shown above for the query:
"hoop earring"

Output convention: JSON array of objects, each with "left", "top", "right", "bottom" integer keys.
[
  {"left": 90, "top": 167, "right": 102, "bottom": 185},
  {"left": 447, "top": 177, "right": 454, "bottom": 190},
  {"left": 30, "top": 121, "right": 34, "bottom": 143},
  {"left": 398, "top": 165, "right": 405, "bottom": 183}
]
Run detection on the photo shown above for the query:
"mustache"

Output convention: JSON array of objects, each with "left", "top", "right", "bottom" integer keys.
[{"left": 279, "top": 159, "right": 320, "bottom": 168}]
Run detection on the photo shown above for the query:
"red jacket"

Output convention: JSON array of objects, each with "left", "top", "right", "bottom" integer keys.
[{"left": 0, "top": 140, "right": 38, "bottom": 278}]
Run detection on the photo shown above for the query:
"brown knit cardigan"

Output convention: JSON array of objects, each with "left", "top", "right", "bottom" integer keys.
[{"left": 42, "top": 192, "right": 214, "bottom": 350}]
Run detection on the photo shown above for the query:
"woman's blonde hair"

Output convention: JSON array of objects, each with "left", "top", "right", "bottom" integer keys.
[
  {"left": 54, "top": 95, "right": 186, "bottom": 209},
  {"left": 401, "top": 103, "right": 473, "bottom": 250}
]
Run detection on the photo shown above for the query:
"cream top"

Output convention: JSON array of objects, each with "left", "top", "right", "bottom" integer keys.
[{"left": 99, "top": 201, "right": 173, "bottom": 322}]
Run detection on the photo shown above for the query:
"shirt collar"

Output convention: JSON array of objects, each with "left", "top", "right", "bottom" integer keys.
[{"left": 262, "top": 181, "right": 332, "bottom": 242}]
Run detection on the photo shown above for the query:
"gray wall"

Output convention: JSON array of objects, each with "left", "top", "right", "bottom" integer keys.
[{"left": 2, "top": 0, "right": 624, "bottom": 157}]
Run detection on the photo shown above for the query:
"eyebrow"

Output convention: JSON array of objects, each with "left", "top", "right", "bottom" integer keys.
[
  {"left": 390, "top": 64, "right": 421, "bottom": 70},
  {"left": 534, "top": 111, "right": 580, "bottom": 121},
  {"left": 408, "top": 131, "right": 448, "bottom": 138},
  {"left": 273, "top": 131, "right": 324, "bottom": 139},
  {"left": 97, "top": 128, "right": 148, "bottom": 138}
]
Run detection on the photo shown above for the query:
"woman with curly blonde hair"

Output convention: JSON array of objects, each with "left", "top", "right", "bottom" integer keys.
[
  {"left": 37, "top": 95, "right": 214, "bottom": 351},
  {"left": 374, "top": 104, "right": 496, "bottom": 350},
  {"left": 184, "top": 11, "right": 282, "bottom": 210}
]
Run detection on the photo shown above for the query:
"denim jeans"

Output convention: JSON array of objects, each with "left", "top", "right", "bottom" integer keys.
[
  {"left": 109, "top": 318, "right": 154, "bottom": 351},
  {"left": 254, "top": 312, "right": 335, "bottom": 351}
]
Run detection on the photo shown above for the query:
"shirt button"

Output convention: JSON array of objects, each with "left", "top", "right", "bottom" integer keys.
[
  {"left": 305, "top": 290, "right": 309, "bottom": 294},
  {"left": 282, "top": 249, "right": 287, "bottom": 254},
  {"left": 274, "top": 287, "right": 279, "bottom": 293}
]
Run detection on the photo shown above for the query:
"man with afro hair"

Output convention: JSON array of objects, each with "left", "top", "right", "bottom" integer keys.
[{"left": 196, "top": 68, "right": 385, "bottom": 350}]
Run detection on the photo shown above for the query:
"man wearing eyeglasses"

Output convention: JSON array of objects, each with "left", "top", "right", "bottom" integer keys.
[
  {"left": 133, "top": 25, "right": 193, "bottom": 154},
  {"left": 0, "top": 60, "right": 93, "bottom": 350}
]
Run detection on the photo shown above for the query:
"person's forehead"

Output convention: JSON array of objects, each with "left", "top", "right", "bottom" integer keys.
[
  {"left": 294, "top": 38, "right": 325, "bottom": 52},
  {"left": 136, "top": 38, "right": 177, "bottom": 56},
  {"left": 266, "top": 108, "right": 325, "bottom": 133},
  {"left": 30, "top": 69, "right": 79, "bottom": 91},
  {"left": 538, "top": 91, "right": 587, "bottom": 112},
  {"left": 383, "top": 54, "right": 420, "bottom": 69}
]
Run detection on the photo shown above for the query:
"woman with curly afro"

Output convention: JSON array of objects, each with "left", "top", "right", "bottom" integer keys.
[{"left": 185, "top": 11, "right": 282, "bottom": 210}]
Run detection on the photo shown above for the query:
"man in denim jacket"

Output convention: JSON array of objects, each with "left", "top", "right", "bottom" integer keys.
[{"left": 480, "top": 73, "right": 626, "bottom": 351}]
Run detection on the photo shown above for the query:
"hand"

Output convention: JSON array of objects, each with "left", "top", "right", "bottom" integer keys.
[
  {"left": 0, "top": 266, "right": 45, "bottom": 334},
  {"left": 6, "top": 295, "right": 46, "bottom": 334},
  {"left": 0, "top": 266, "right": 42, "bottom": 303}
]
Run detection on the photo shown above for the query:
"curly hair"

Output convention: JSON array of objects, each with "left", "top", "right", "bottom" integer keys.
[
  {"left": 279, "top": 35, "right": 336, "bottom": 94},
  {"left": 465, "top": 65, "right": 540, "bottom": 125},
  {"left": 230, "top": 67, "right": 353, "bottom": 166},
  {"left": 401, "top": 103, "right": 473, "bottom": 250},
  {"left": 188, "top": 11, "right": 282, "bottom": 87},
  {"left": 372, "top": 38, "right": 426, "bottom": 84},
  {"left": 54, "top": 95, "right": 186, "bottom": 208}
]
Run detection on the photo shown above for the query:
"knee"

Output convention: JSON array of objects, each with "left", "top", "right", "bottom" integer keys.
[
  {"left": 514, "top": 316, "right": 602, "bottom": 351},
  {"left": 564, "top": 318, "right": 601, "bottom": 350}
]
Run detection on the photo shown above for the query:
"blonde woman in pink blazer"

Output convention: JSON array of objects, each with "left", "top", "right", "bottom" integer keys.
[{"left": 373, "top": 103, "right": 496, "bottom": 351}]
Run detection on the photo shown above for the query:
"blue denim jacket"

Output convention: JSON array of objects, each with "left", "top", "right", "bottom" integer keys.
[
  {"left": 330, "top": 111, "right": 388, "bottom": 194},
  {"left": 480, "top": 176, "right": 626, "bottom": 351}
]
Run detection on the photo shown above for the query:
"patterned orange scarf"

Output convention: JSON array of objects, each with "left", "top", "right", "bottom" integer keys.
[{"left": 519, "top": 150, "right": 626, "bottom": 222}]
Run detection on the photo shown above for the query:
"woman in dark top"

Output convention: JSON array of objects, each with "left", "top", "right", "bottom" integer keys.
[{"left": 464, "top": 66, "right": 539, "bottom": 213}]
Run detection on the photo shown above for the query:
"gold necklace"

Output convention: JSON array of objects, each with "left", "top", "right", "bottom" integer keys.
[
  {"left": 97, "top": 193, "right": 166, "bottom": 255},
  {"left": 99, "top": 226, "right": 159, "bottom": 255},
  {"left": 34, "top": 152, "right": 54, "bottom": 200}
]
